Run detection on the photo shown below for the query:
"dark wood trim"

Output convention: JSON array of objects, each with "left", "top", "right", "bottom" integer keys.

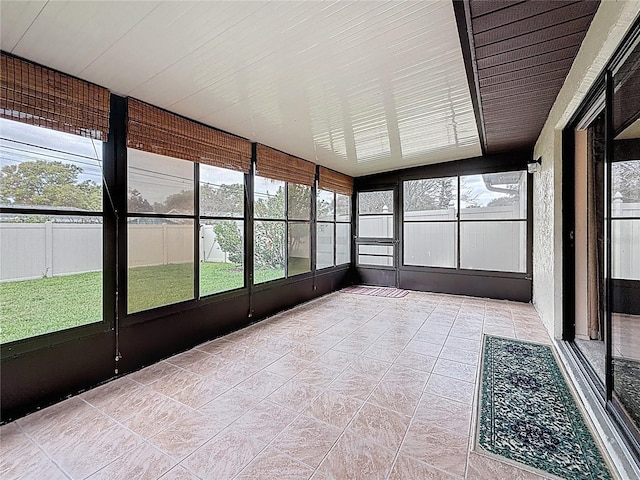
[
  {"left": 399, "top": 269, "right": 531, "bottom": 302},
  {"left": 453, "top": 0, "right": 487, "bottom": 154},
  {"left": 562, "top": 126, "right": 576, "bottom": 341},
  {"left": 355, "top": 149, "right": 531, "bottom": 188},
  {"left": 604, "top": 70, "right": 614, "bottom": 401}
]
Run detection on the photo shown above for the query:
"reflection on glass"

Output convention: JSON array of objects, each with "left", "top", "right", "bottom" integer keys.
[
  {"left": 358, "top": 190, "right": 393, "bottom": 239},
  {"left": 0, "top": 118, "right": 103, "bottom": 211},
  {"left": 254, "top": 176, "right": 285, "bottom": 219},
  {"left": 288, "top": 183, "right": 311, "bottom": 220},
  {"left": 359, "top": 214, "right": 393, "bottom": 238},
  {"left": 611, "top": 162, "right": 640, "bottom": 281},
  {"left": 358, "top": 191, "right": 393, "bottom": 214},
  {"left": 358, "top": 244, "right": 394, "bottom": 266},
  {"left": 200, "top": 219, "right": 244, "bottom": 296},
  {"left": 460, "top": 172, "right": 526, "bottom": 219},
  {"left": 317, "top": 222, "right": 335, "bottom": 269},
  {"left": 128, "top": 217, "right": 194, "bottom": 313},
  {"left": 336, "top": 223, "right": 351, "bottom": 265},
  {"left": 317, "top": 189, "right": 335, "bottom": 221},
  {"left": 404, "top": 177, "right": 457, "bottom": 213},
  {"left": 460, "top": 221, "right": 526, "bottom": 272},
  {"left": 612, "top": 36, "right": 640, "bottom": 429},
  {"left": 404, "top": 222, "right": 456, "bottom": 267},
  {"left": 127, "top": 149, "right": 194, "bottom": 215},
  {"left": 0, "top": 214, "right": 103, "bottom": 343},
  {"left": 199, "top": 164, "right": 244, "bottom": 218},
  {"left": 254, "top": 220, "right": 285, "bottom": 283},
  {"left": 288, "top": 222, "right": 311, "bottom": 276},
  {"left": 573, "top": 111, "right": 606, "bottom": 383},
  {"left": 336, "top": 193, "right": 351, "bottom": 222}
]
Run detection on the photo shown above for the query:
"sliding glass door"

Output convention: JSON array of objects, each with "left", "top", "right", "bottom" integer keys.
[
  {"left": 611, "top": 33, "right": 640, "bottom": 434},
  {"left": 568, "top": 25, "right": 640, "bottom": 450}
]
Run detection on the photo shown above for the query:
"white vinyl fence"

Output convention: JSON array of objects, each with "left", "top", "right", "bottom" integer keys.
[
  {"left": 2, "top": 203, "right": 638, "bottom": 281},
  {"left": 358, "top": 203, "right": 639, "bottom": 276},
  {"left": 612, "top": 200, "right": 640, "bottom": 280},
  {"left": 0, "top": 222, "right": 229, "bottom": 282},
  {"left": 0, "top": 222, "right": 102, "bottom": 282}
]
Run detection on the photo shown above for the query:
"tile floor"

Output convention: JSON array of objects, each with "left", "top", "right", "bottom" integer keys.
[{"left": 2, "top": 290, "right": 558, "bottom": 480}]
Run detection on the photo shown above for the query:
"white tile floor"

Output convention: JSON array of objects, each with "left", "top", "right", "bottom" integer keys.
[{"left": 2, "top": 290, "right": 561, "bottom": 479}]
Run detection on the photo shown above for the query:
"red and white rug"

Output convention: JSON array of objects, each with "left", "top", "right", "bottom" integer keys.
[{"left": 340, "top": 285, "right": 409, "bottom": 298}]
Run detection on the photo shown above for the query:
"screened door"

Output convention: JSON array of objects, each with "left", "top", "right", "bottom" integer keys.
[{"left": 355, "top": 189, "right": 397, "bottom": 287}]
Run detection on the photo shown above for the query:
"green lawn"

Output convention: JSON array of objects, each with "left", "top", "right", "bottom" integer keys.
[{"left": 0, "top": 262, "right": 286, "bottom": 344}]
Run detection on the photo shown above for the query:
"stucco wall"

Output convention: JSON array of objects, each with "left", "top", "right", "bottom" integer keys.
[{"left": 532, "top": 2, "right": 640, "bottom": 338}]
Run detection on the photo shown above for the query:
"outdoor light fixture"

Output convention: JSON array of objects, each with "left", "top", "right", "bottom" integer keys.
[{"left": 527, "top": 157, "right": 542, "bottom": 174}]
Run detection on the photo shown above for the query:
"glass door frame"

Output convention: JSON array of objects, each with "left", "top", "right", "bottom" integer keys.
[
  {"left": 562, "top": 18, "right": 640, "bottom": 457},
  {"left": 355, "top": 186, "right": 399, "bottom": 287}
]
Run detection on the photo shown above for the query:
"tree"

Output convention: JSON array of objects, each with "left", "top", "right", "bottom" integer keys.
[
  {"left": 613, "top": 160, "right": 640, "bottom": 203},
  {"left": 404, "top": 178, "right": 455, "bottom": 211},
  {"left": 127, "top": 188, "right": 152, "bottom": 212},
  {"left": 358, "top": 190, "right": 394, "bottom": 213},
  {"left": 213, "top": 183, "right": 286, "bottom": 270},
  {"left": 213, "top": 220, "right": 243, "bottom": 264},
  {"left": 0, "top": 160, "right": 101, "bottom": 210},
  {"left": 159, "top": 189, "right": 194, "bottom": 214},
  {"left": 288, "top": 183, "right": 311, "bottom": 219},
  {"left": 201, "top": 183, "right": 243, "bottom": 216},
  {"left": 486, "top": 195, "right": 517, "bottom": 207},
  {"left": 253, "top": 185, "right": 285, "bottom": 269}
]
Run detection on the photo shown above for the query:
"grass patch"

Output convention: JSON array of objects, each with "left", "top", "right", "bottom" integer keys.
[
  {"left": 254, "top": 267, "right": 285, "bottom": 284},
  {"left": 0, "top": 271, "right": 102, "bottom": 344},
  {"left": 200, "top": 262, "right": 244, "bottom": 297},
  {"left": 128, "top": 263, "right": 194, "bottom": 313},
  {"left": 1, "top": 262, "right": 291, "bottom": 344}
]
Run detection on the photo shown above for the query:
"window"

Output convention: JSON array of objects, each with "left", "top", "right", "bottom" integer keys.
[
  {"left": 316, "top": 166, "right": 354, "bottom": 269},
  {"left": 127, "top": 149, "right": 195, "bottom": 313},
  {"left": 254, "top": 177, "right": 313, "bottom": 282},
  {"left": 401, "top": 171, "right": 527, "bottom": 273},
  {"left": 336, "top": 193, "right": 352, "bottom": 265},
  {"left": 199, "top": 165, "right": 245, "bottom": 296},
  {"left": 611, "top": 161, "right": 640, "bottom": 281},
  {"left": 287, "top": 183, "right": 312, "bottom": 276},
  {"left": 358, "top": 190, "right": 393, "bottom": 238},
  {"left": 254, "top": 145, "right": 315, "bottom": 283},
  {"left": 460, "top": 172, "right": 527, "bottom": 272},
  {"left": 0, "top": 119, "right": 104, "bottom": 343},
  {"left": 403, "top": 177, "right": 457, "bottom": 267},
  {"left": 0, "top": 54, "right": 110, "bottom": 344},
  {"left": 316, "top": 190, "right": 352, "bottom": 269},
  {"left": 317, "top": 189, "right": 335, "bottom": 269},
  {"left": 126, "top": 99, "right": 252, "bottom": 311},
  {"left": 254, "top": 176, "right": 286, "bottom": 283}
]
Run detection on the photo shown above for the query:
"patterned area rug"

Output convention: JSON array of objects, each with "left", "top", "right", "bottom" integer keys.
[
  {"left": 340, "top": 285, "right": 408, "bottom": 298},
  {"left": 613, "top": 357, "right": 640, "bottom": 428},
  {"left": 477, "top": 336, "right": 612, "bottom": 480}
]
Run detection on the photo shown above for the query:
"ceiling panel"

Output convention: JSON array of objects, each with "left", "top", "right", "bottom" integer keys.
[
  {"left": 474, "top": 16, "right": 595, "bottom": 60},
  {"left": 0, "top": 0, "right": 46, "bottom": 52},
  {"left": 466, "top": 0, "right": 600, "bottom": 153},
  {"left": 8, "top": 1, "right": 159, "bottom": 76},
  {"left": 0, "top": 0, "right": 481, "bottom": 177}
]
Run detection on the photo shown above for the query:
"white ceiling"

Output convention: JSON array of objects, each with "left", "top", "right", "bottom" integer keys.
[{"left": 0, "top": 0, "right": 481, "bottom": 177}]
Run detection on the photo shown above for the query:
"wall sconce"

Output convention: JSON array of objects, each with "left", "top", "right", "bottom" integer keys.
[{"left": 527, "top": 157, "right": 542, "bottom": 174}]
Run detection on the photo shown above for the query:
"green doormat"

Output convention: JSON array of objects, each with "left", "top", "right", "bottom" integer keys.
[{"left": 477, "top": 336, "right": 612, "bottom": 479}]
